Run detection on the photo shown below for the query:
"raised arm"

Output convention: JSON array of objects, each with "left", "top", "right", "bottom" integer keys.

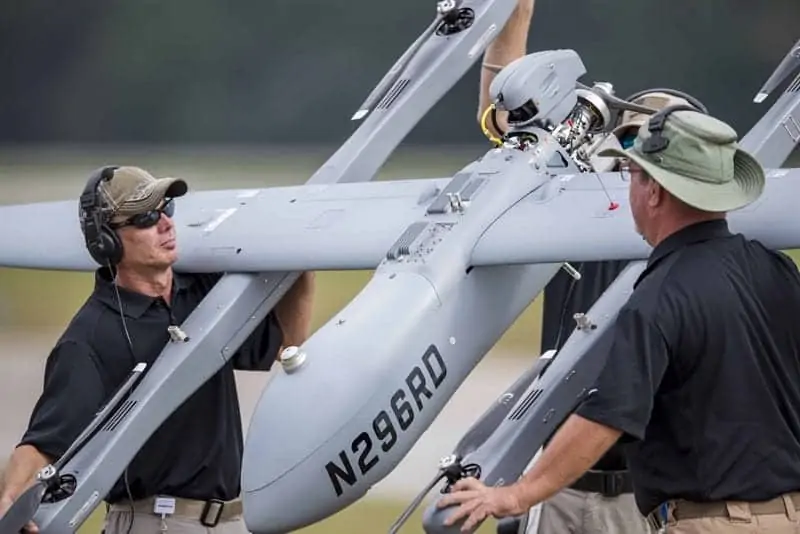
[
  {"left": 274, "top": 271, "right": 315, "bottom": 350},
  {"left": 233, "top": 271, "right": 316, "bottom": 371},
  {"left": 477, "top": 0, "right": 535, "bottom": 138}
]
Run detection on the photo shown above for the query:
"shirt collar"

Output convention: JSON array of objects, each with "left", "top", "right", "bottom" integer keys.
[
  {"left": 635, "top": 219, "right": 732, "bottom": 287},
  {"left": 92, "top": 266, "right": 193, "bottom": 318}
]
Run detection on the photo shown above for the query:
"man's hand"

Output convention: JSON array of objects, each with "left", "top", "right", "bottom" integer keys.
[
  {"left": 0, "top": 493, "right": 39, "bottom": 533},
  {"left": 0, "top": 445, "right": 52, "bottom": 534},
  {"left": 436, "top": 477, "right": 526, "bottom": 532}
]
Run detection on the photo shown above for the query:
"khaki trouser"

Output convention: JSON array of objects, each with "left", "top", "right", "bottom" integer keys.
[
  {"left": 103, "top": 496, "right": 248, "bottom": 534},
  {"left": 655, "top": 492, "right": 800, "bottom": 533},
  {"left": 535, "top": 487, "right": 655, "bottom": 534}
]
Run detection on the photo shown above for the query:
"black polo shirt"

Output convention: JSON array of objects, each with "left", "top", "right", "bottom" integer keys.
[
  {"left": 541, "top": 259, "right": 629, "bottom": 471},
  {"left": 18, "top": 267, "right": 283, "bottom": 503},
  {"left": 575, "top": 219, "right": 800, "bottom": 515}
]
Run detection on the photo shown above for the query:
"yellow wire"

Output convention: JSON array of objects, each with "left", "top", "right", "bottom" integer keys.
[{"left": 480, "top": 104, "right": 502, "bottom": 146}]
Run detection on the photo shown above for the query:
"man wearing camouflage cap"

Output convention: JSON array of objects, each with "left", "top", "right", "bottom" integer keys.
[
  {"left": 440, "top": 107, "right": 800, "bottom": 534},
  {"left": 0, "top": 165, "right": 316, "bottom": 533}
]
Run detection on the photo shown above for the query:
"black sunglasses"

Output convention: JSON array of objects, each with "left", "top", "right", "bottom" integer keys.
[{"left": 112, "top": 198, "right": 175, "bottom": 229}]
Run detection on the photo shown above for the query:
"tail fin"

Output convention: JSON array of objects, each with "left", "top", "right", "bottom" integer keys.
[{"left": 739, "top": 37, "right": 800, "bottom": 168}]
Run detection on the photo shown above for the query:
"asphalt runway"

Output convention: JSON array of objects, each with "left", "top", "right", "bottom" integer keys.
[{"left": 0, "top": 329, "right": 532, "bottom": 501}]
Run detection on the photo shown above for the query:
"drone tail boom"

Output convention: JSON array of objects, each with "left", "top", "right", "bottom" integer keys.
[
  {"left": 421, "top": 261, "right": 647, "bottom": 534},
  {"left": 306, "top": 0, "right": 520, "bottom": 186}
]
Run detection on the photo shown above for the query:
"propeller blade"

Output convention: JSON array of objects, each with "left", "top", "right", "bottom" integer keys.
[{"left": 0, "top": 482, "right": 47, "bottom": 534}]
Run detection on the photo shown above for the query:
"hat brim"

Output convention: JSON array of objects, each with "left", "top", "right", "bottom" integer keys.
[
  {"left": 114, "top": 177, "right": 188, "bottom": 219},
  {"left": 598, "top": 146, "right": 765, "bottom": 212}
]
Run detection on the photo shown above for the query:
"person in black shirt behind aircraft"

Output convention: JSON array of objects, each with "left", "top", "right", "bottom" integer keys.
[
  {"left": 477, "top": 4, "right": 698, "bottom": 531},
  {"left": 443, "top": 102, "right": 800, "bottom": 534},
  {"left": 0, "top": 166, "right": 315, "bottom": 534}
]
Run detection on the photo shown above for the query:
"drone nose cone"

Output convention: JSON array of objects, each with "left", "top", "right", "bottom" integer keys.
[{"left": 240, "top": 342, "right": 378, "bottom": 532}]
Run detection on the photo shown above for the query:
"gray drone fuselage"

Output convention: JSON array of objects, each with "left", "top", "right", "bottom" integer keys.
[
  {"left": 240, "top": 137, "right": 574, "bottom": 533},
  {"left": 239, "top": 47, "right": 606, "bottom": 534}
]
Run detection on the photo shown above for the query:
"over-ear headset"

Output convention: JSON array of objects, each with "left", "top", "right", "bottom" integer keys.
[
  {"left": 624, "top": 87, "right": 709, "bottom": 115},
  {"left": 640, "top": 104, "right": 703, "bottom": 154},
  {"left": 79, "top": 165, "right": 124, "bottom": 266},
  {"left": 609, "top": 87, "right": 709, "bottom": 140}
]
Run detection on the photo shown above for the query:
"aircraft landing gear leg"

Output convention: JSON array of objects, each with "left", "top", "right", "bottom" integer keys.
[{"left": 387, "top": 455, "right": 481, "bottom": 534}]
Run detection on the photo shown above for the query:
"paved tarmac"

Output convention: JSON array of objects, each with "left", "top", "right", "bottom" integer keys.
[{"left": 0, "top": 329, "right": 532, "bottom": 501}]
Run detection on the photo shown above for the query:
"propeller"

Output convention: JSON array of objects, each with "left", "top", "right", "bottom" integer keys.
[
  {"left": 0, "top": 363, "right": 148, "bottom": 534},
  {"left": 386, "top": 350, "right": 556, "bottom": 534}
]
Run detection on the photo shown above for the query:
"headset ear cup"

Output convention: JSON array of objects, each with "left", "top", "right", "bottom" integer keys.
[
  {"left": 101, "top": 226, "right": 124, "bottom": 266},
  {"left": 85, "top": 225, "right": 123, "bottom": 266}
]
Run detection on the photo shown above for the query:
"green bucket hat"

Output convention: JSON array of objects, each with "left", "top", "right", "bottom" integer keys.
[{"left": 599, "top": 109, "right": 766, "bottom": 212}]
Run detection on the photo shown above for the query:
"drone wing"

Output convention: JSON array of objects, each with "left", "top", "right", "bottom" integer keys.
[
  {"left": 470, "top": 167, "right": 800, "bottom": 266},
  {"left": 0, "top": 178, "right": 451, "bottom": 272},
  {"left": 2, "top": 168, "right": 796, "bottom": 274}
]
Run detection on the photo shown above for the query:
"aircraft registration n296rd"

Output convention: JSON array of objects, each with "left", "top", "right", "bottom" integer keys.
[{"left": 0, "top": 1, "right": 798, "bottom": 533}]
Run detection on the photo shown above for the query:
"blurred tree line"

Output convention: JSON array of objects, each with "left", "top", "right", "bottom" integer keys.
[{"left": 0, "top": 0, "right": 798, "bottom": 146}]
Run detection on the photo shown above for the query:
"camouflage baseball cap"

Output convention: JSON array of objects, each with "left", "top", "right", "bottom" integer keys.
[
  {"left": 99, "top": 166, "right": 188, "bottom": 224},
  {"left": 613, "top": 91, "right": 693, "bottom": 140},
  {"left": 599, "top": 109, "right": 765, "bottom": 212}
]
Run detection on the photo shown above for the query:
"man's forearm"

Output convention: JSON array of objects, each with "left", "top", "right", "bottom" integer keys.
[
  {"left": 478, "top": 0, "right": 535, "bottom": 134},
  {"left": 0, "top": 445, "right": 51, "bottom": 501},
  {"left": 510, "top": 414, "right": 621, "bottom": 509},
  {"left": 274, "top": 271, "right": 315, "bottom": 348}
]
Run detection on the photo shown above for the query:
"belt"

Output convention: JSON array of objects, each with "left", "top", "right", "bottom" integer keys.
[
  {"left": 670, "top": 492, "right": 800, "bottom": 521},
  {"left": 569, "top": 469, "right": 633, "bottom": 497},
  {"left": 108, "top": 496, "right": 242, "bottom": 527}
]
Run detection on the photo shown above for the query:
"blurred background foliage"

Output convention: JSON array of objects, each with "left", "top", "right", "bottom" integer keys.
[{"left": 1, "top": 0, "right": 799, "bottom": 145}]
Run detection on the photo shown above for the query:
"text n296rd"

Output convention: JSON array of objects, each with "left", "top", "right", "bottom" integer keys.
[{"left": 324, "top": 344, "right": 447, "bottom": 497}]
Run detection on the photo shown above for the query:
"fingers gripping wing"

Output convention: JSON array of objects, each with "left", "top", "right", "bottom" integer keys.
[{"left": 470, "top": 168, "right": 800, "bottom": 266}]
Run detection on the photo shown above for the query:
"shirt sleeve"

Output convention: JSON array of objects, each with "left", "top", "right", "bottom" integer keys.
[
  {"left": 574, "top": 305, "right": 670, "bottom": 441},
  {"left": 18, "top": 340, "right": 107, "bottom": 460},
  {"left": 231, "top": 311, "right": 284, "bottom": 371}
]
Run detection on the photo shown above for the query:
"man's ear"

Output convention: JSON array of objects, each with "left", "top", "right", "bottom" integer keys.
[{"left": 647, "top": 176, "right": 665, "bottom": 208}]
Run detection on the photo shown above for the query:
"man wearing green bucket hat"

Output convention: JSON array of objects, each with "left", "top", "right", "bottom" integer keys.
[
  {"left": 600, "top": 104, "right": 766, "bottom": 223},
  {"left": 437, "top": 106, "right": 800, "bottom": 534}
]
